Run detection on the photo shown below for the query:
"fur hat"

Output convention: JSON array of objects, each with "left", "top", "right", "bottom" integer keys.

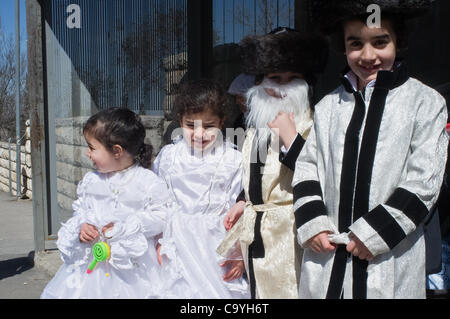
[
  {"left": 239, "top": 28, "right": 329, "bottom": 76},
  {"left": 312, "top": 0, "right": 435, "bottom": 34}
]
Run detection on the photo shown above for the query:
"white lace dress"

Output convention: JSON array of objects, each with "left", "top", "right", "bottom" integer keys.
[
  {"left": 40, "top": 164, "right": 170, "bottom": 299},
  {"left": 153, "top": 139, "right": 250, "bottom": 299}
]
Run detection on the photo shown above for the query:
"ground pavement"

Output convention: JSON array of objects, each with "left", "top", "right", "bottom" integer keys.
[{"left": 0, "top": 191, "right": 53, "bottom": 299}]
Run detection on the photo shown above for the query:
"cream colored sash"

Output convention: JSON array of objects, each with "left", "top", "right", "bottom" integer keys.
[{"left": 217, "top": 201, "right": 282, "bottom": 257}]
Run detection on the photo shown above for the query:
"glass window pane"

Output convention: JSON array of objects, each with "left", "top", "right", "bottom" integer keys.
[{"left": 44, "top": 0, "right": 187, "bottom": 234}]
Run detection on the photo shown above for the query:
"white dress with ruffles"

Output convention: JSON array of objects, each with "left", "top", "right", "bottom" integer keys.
[
  {"left": 41, "top": 164, "right": 170, "bottom": 299},
  {"left": 153, "top": 138, "right": 250, "bottom": 299}
]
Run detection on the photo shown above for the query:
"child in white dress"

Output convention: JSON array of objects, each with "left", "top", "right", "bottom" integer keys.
[
  {"left": 153, "top": 80, "right": 250, "bottom": 299},
  {"left": 41, "top": 108, "right": 170, "bottom": 299}
]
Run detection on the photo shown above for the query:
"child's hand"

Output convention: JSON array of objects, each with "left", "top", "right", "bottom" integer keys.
[
  {"left": 346, "top": 234, "right": 373, "bottom": 261},
  {"left": 267, "top": 111, "right": 298, "bottom": 150},
  {"left": 79, "top": 223, "right": 99, "bottom": 243},
  {"left": 224, "top": 201, "right": 246, "bottom": 231},
  {"left": 156, "top": 243, "right": 162, "bottom": 265},
  {"left": 221, "top": 260, "right": 245, "bottom": 282},
  {"left": 306, "top": 231, "right": 336, "bottom": 253},
  {"left": 102, "top": 222, "right": 114, "bottom": 237}
]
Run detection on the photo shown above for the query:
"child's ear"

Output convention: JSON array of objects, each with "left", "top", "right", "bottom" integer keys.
[{"left": 112, "top": 145, "right": 123, "bottom": 158}]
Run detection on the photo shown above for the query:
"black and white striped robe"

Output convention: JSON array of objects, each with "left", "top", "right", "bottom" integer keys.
[{"left": 292, "top": 63, "right": 448, "bottom": 299}]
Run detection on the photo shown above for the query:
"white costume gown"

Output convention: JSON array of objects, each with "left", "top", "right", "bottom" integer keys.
[
  {"left": 41, "top": 164, "right": 170, "bottom": 299},
  {"left": 153, "top": 138, "right": 250, "bottom": 299}
]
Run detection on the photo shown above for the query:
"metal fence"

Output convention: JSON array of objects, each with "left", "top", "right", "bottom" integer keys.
[
  {"left": 42, "top": 0, "right": 297, "bottom": 115},
  {"left": 44, "top": 0, "right": 188, "bottom": 116},
  {"left": 213, "top": 0, "right": 295, "bottom": 45}
]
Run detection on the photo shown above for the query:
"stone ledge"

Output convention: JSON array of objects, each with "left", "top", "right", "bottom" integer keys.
[{"left": 34, "top": 249, "right": 63, "bottom": 278}]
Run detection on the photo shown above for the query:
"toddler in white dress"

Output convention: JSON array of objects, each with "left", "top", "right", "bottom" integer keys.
[{"left": 41, "top": 108, "right": 170, "bottom": 299}]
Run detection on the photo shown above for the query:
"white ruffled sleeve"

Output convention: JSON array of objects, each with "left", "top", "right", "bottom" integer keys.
[
  {"left": 151, "top": 148, "right": 162, "bottom": 176},
  {"left": 105, "top": 174, "right": 172, "bottom": 270},
  {"left": 104, "top": 214, "right": 150, "bottom": 270},
  {"left": 139, "top": 175, "right": 172, "bottom": 238},
  {"left": 56, "top": 173, "right": 95, "bottom": 264},
  {"left": 152, "top": 143, "right": 173, "bottom": 176}
]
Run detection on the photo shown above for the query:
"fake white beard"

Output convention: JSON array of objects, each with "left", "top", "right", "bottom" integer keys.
[{"left": 245, "top": 77, "right": 312, "bottom": 148}]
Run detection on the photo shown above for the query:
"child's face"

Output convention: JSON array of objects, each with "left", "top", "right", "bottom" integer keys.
[
  {"left": 180, "top": 109, "right": 224, "bottom": 150},
  {"left": 84, "top": 134, "right": 120, "bottom": 173},
  {"left": 263, "top": 72, "right": 305, "bottom": 98},
  {"left": 344, "top": 18, "right": 397, "bottom": 89}
]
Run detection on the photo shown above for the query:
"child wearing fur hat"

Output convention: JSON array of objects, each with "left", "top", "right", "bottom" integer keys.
[
  {"left": 292, "top": 0, "right": 448, "bottom": 299},
  {"left": 217, "top": 27, "right": 328, "bottom": 299}
]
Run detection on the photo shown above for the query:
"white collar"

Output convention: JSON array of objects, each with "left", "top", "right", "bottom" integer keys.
[
  {"left": 103, "top": 163, "right": 139, "bottom": 187},
  {"left": 344, "top": 61, "right": 403, "bottom": 92},
  {"left": 344, "top": 70, "right": 376, "bottom": 92}
]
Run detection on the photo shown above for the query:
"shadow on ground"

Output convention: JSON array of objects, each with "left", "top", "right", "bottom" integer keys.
[{"left": 0, "top": 251, "right": 35, "bottom": 280}]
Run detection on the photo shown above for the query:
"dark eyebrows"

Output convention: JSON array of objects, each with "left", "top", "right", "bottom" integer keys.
[
  {"left": 346, "top": 34, "right": 390, "bottom": 42},
  {"left": 373, "top": 34, "right": 390, "bottom": 41},
  {"left": 184, "top": 120, "right": 217, "bottom": 125},
  {"left": 346, "top": 35, "right": 360, "bottom": 42}
]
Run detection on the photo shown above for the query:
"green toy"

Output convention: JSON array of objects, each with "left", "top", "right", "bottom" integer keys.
[{"left": 86, "top": 242, "right": 110, "bottom": 274}]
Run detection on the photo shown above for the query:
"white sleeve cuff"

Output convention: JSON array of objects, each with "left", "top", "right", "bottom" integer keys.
[{"left": 297, "top": 215, "right": 335, "bottom": 248}]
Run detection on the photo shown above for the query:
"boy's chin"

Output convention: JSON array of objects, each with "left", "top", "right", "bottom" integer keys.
[{"left": 356, "top": 69, "right": 379, "bottom": 84}]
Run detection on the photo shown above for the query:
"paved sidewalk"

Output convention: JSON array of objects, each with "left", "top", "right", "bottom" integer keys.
[
  {"left": 0, "top": 191, "right": 34, "bottom": 256},
  {"left": 0, "top": 191, "right": 56, "bottom": 298}
]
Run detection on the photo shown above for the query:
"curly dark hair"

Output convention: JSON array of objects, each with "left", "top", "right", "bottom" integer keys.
[
  {"left": 173, "top": 79, "right": 227, "bottom": 120},
  {"left": 83, "top": 108, "right": 153, "bottom": 169}
]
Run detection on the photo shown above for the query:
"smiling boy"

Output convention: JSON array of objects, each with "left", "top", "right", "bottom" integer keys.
[
  {"left": 292, "top": 1, "right": 448, "bottom": 298},
  {"left": 344, "top": 19, "right": 397, "bottom": 90}
]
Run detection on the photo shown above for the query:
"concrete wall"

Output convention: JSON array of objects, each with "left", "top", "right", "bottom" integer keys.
[{"left": 0, "top": 121, "right": 32, "bottom": 199}]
